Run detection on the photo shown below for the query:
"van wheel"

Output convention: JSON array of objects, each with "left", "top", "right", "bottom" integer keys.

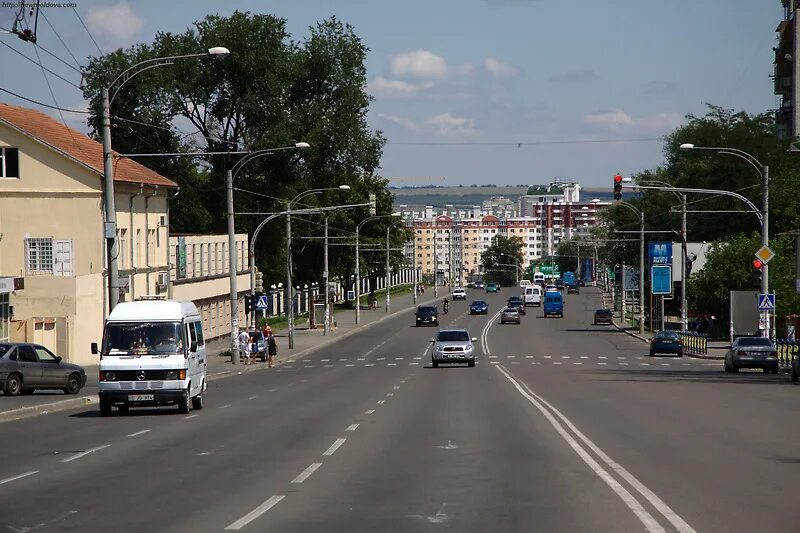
[
  {"left": 178, "top": 391, "right": 190, "bottom": 414},
  {"left": 191, "top": 393, "right": 204, "bottom": 410},
  {"left": 99, "top": 398, "right": 111, "bottom": 417},
  {"left": 63, "top": 373, "right": 81, "bottom": 394},
  {"left": 3, "top": 373, "right": 21, "bottom": 396},
  {"left": 432, "top": 361, "right": 438, "bottom": 368},
  {"left": 118, "top": 405, "right": 130, "bottom": 415}
]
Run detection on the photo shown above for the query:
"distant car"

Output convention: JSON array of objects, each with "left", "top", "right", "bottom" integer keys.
[
  {"left": 486, "top": 283, "right": 499, "bottom": 293},
  {"left": 469, "top": 300, "right": 488, "bottom": 314},
  {"left": 577, "top": 279, "right": 586, "bottom": 287},
  {"left": 554, "top": 279, "right": 565, "bottom": 291},
  {"left": 566, "top": 282, "right": 580, "bottom": 294},
  {"left": 593, "top": 309, "right": 613, "bottom": 325},
  {"left": 473, "top": 280, "right": 484, "bottom": 289},
  {"left": 415, "top": 305, "right": 439, "bottom": 326},
  {"left": 248, "top": 331, "right": 268, "bottom": 362},
  {"left": 725, "top": 337, "right": 778, "bottom": 373},
  {"left": 430, "top": 328, "right": 477, "bottom": 368},
  {"left": 500, "top": 307, "right": 521, "bottom": 324},
  {"left": 0, "top": 342, "right": 86, "bottom": 396},
  {"left": 452, "top": 287, "right": 467, "bottom": 300},
  {"left": 649, "top": 331, "right": 682, "bottom": 357},
  {"left": 545, "top": 284, "right": 557, "bottom": 292},
  {"left": 507, "top": 296, "right": 526, "bottom": 315}
]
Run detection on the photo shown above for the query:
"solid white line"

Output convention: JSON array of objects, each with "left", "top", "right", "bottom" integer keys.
[
  {"left": 322, "top": 438, "right": 346, "bottom": 456},
  {"left": 0, "top": 471, "right": 38, "bottom": 485},
  {"left": 291, "top": 462, "right": 322, "bottom": 484},
  {"left": 225, "top": 495, "right": 285, "bottom": 530},
  {"left": 495, "top": 366, "right": 666, "bottom": 532},
  {"left": 346, "top": 423, "right": 359, "bottom": 432},
  {"left": 365, "top": 409, "right": 375, "bottom": 414},
  {"left": 127, "top": 429, "right": 150, "bottom": 437},
  {"left": 184, "top": 414, "right": 199, "bottom": 419},
  {"left": 60, "top": 444, "right": 111, "bottom": 463},
  {"left": 506, "top": 366, "right": 696, "bottom": 533}
]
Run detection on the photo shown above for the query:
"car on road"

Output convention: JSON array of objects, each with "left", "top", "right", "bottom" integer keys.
[
  {"left": 543, "top": 291, "right": 564, "bottom": 318},
  {"left": 725, "top": 337, "right": 779, "bottom": 373},
  {"left": 507, "top": 296, "right": 526, "bottom": 315},
  {"left": 519, "top": 279, "right": 531, "bottom": 288},
  {"left": 415, "top": 305, "right": 439, "bottom": 326},
  {"left": 566, "top": 282, "right": 580, "bottom": 294},
  {"left": 469, "top": 300, "right": 488, "bottom": 314},
  {"left": 577, "top": 279, "right": 586, "bottom": 287},
  {"left": 649, "top": 331, "right": 682, "bottom": 357},
  {"left": 486, "top": 282, "right": 499, "bottom": 293},
  {"left": 545, "top": 283, "right": 557, "bottom": 292},
  {"left": 249, "top": 331, "right": 268, "bottom": 362},
  {"left": 593, "top": 309, "right": 613, "bottom": 325},
  {"left": 0, "top": 342, "right": 87, "bottom": 396},
  {"left": 473, "top": 280, "right": 484, "bottom": 289},
  {"left": 430, "top": 328, "right": 477, "bottom": 368},
  {"left": 452, "top": 287, "right": 467, "bottom": 300},
  {"left": 500, "top": 307, "right": 521, "bottom": 324},
  {"left": 554, "top": 279, "right": 565, "bottom": 291}
]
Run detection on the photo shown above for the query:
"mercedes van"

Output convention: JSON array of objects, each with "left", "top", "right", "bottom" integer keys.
[
  {"left": 92, "top": 299, "right": 207, "bottom": 416},
  {"left": 524, "top": 285, "right": 542, "bottom": 307}
]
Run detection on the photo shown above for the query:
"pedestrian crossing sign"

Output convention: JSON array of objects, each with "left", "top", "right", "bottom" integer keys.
[
  {"left": 757, "top": 293, "right": 775, "bottom": 311},
  {"left": 256, "top": 295, "right": 269, "bottom": 310}
]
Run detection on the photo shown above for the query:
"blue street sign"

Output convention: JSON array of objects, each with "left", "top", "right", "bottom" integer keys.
[
  {"left": 648, "top": 241, "right": 673, "bottom": 265},
  {"left": 651, "top": 265, "right": 672, "bottom": 295},
  {"left": 255, "top": 295, "right": 269, "bottom": 310},
  {"left": 757, "top": 293, "right": 775, "bottom": 311}
]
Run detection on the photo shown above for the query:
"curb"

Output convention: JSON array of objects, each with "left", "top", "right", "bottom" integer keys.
[{"left": 0, "top": 395, "right": 99, "bottom": 425}]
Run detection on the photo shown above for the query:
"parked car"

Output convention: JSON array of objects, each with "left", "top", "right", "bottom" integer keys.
[
  {"left": 543, "top": 291, "right": 564, "bottom": 318},
  {"left": 430, "top": 328, "right": 477, "bottom": 368},
  {"left": 593, "top": 309, "right": 613, "bottom": 325},
  {"left": 725, "top": 337, "right": 779, "bottom": 373},
  {"left": 500, "top": 307, "right": 521, "bottom": 324},
  {"left": 249, "top": 331, "right": 268, "bottom": 362},
  {"left": 473, "top": 280, "right": 484, "bottom": 289},
  {"left": 649, "top": 331, "right": 682, "bottom": 357},
  {"left": 507, "top": 296, "right": 526, "bottom": 315},
  {"left": 452, "top": 287, "right": 467, "bottom": 300},
  {"left": 415, "top": 305, "right": 439, "bottom": 326},
  {"left": 486, "top": 283, "right": 499, "bottom": 293},
  {"left": 0, "top": 342, "right": 86, "bottom": 396},
  {"left": 469, "top": 300, "right": 489, "bottom": 314}
]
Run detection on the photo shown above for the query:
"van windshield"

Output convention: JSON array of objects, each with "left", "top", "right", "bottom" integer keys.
[{"left": 104, "top": 322, "right": 184, "bottom": 355}]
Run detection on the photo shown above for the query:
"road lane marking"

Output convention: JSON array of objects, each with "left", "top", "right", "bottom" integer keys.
[
  {"left": 365, "top": 363, "right": 375, "bottom": 367},
  {"left": 511, "top": 361, "right": 520, "bottom": 365},
  {"left": 580, "top": 356, "right": 589, "bottom": 359},
  {"left": 225, "top": 495, "right": 285, "bottom": 530},
  {"left": 323, "top": 438, "right": 346, "bottom": 456},
  {"left": 393, "top": 386, "right": 400, "bottom": 390},
  {"left": 573, "top": 362, "right": 583, "bottom": 365},
  {"left": 395, "top": 357, "right": 404, "bottom": 360},
  {"left": 346, "top": 424, "right": 359, "bottom": 432},
  {"left": 599, "top": 362, "right": 608, "bottom": 366},
  {"left": 365, "top": 409, "right": 376, "bottom": 414},
  {"left": 60, "top": 444, "right": 111, "bottom": 463},
  {"left": 640, "top": 363, "right": 650, "bottom": 366},
  {"left": 357, "top": 358, "right": 366, "bottom": 361},
  {"left": 291, "top": 463, "right": 322, "bottom": 484},
  {"left": 377, "top": 400, "right": 385, "bottom": 404},
  {"left": 508, "top": 355, "right": 516, "bottom": 358},
  {"left": 620, "top": 363, "right": 629, "bottom": 366},
  {"left": 544, "top": 355, "right": 552, "bottom": 359},
  {"left": 660, "top": 363, "right": 671, "bottom": 366},
  {"left": 377, "top": 357, "right": 385, "bottom": 360},
  {"left": 219, "top": 404, "right": 232, "bottom": 409},
  {"left": 184, "top": 414, "right": 199, "bottom": 419},
  {"left": 248, "top": 395, "right": 258, "bottom": 400},
  {"left": 599, "top": 356, "right": 608, "bottom": 360},
  {"left": 388, "top": 363, "right": 397, "bottom": 366},
  {"left": 321, "top": 359, "right": 330, "bottom": 362},
  {"left": 496, "top": 365, "right": 677, "bottom": 533},
  {"left": 561, "top": 356, "right": 571, "bottom": 359},
  {"left": 324, "top": 364, "right": 334, "bottom": 368},
  {"left": 526, "top": 355, "right": 534, "bottom": 359},
  {"left": 345, "top": 364, "right": 354, "bottom": 367},
  {"left": 387, "top": 393, "right": 394, "bottom": 397},
  {"left": 553, "top": 362, "right": 562, "bottom": 365},
  {"left": 0, "top": 471, "right": 38, "bottom": 485},
  {"left": 127, "top": 429, "right": 150, "bottom": 437}
]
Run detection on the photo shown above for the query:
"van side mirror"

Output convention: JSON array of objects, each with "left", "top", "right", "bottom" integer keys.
[
  {"left": 55, "top": 356, "right": 63, "bottom": 363},
  {"left": 429, "top": 339, "right": 435, "bottom": 343},
  {"left": 471, "top": 337, "right": 477, "bottom": 342},
  {"left": 190, "top": 341, "right": 198, "bottom": 353},
  {"left": 91, "top": 342, "right": 98, "bottom": 355}
]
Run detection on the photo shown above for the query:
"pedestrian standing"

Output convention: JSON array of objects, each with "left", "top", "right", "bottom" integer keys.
[
  {"left": 266, "top": 326, "right": 278, "bottom": 368},
  {"left": 238, "top": 328, "right": 251, "bottom": 365}
]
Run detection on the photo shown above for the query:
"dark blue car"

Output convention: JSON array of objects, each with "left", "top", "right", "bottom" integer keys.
[{"left": 469, "top": 300, "right": 488, "bottom": 315}]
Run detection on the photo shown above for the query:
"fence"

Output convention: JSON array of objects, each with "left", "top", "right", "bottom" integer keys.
[
  {"left": 680, "top": 331, "right": 708, "bottom": 356},
  {"left": 776, "top": 339, "right": 799, "bottom": 368}
]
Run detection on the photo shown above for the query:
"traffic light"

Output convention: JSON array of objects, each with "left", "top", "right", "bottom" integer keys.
[
  {"left": 254, "top": 270, "right": 264, "bottom": 293},
  {"left": 368, "top": 193, "right": 376, "bottom": 216},
  {"left": 244, "top": 295, "right": 252, "bottom": 314},
  {"left": 613, "top": 174, "right": 623, "bottom": 201},
  {"left": 751, "top": 259, "right": 763, "bottom": 288}
]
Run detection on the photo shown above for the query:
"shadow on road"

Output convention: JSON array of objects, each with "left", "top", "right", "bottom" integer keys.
[
  {"left": 70, "top": 407, "right": 185, "bottom": 418},
  {"left": 587, "top": 368, "right": 799, "bottom": 386}
]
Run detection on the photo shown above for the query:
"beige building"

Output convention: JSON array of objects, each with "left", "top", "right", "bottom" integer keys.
[
  {"left": 0, "top": 103, "right": 176, "bottom": 365},
  {"left": 169, "top": 234, "right": 251, "bottom": 341}
]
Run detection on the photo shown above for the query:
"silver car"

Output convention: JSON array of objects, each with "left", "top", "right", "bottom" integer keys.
[
  {"left": 0, "top": 342, "right": 87, "bottom": 396},
  {"left": 430, "top": 329, "right": 477, "bottom": 368},
  {"left": 500, "top": 307, "right": 521, "bottom": 324},
  {"left": 724, "top": 337, "right": 779, "bottom": 373}
]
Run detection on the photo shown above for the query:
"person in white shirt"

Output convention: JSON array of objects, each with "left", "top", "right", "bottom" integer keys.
[{"left": 238, "top": 328, "right": 251, "bottom": 365}]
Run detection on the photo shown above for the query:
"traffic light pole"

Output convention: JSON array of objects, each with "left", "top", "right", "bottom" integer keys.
[
  {"left": 226, "top": 169, "right": 240, "bottom": 366},
  {"left": 762, "top": 165, "right": 771, "bottom": 338}
]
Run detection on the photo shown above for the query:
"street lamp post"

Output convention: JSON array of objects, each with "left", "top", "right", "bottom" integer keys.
[
  {"left": 679, "top": 143, "right": 770, "bottom": 337},
  {"left": 102, "top": 46, "right": 230, "bottom": 312},
  {"left": 615, "top": 202, "right": 646, "bottom": 335},
  {"left": 355, "top": 213, "right": 400, "bottom": 324},
  {"left": 386, "top": 220, "right": 404, "bottom": 313}
]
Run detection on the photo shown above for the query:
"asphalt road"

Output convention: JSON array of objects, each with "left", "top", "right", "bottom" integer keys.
[{"left": 2, "top": 286, "right": 800, "bottom": 532}]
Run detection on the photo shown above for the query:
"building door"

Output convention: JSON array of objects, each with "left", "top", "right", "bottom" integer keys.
[{"left": 53, "top": 240, "right": 73, "bottom": 276}]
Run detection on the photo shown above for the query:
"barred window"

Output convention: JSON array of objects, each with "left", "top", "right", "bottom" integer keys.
[
  {"left": 0, "top": 147, "right": 19, "bottom": 178},
  {"left": 25, "top": 238, "right": 53, "bottom": 274}
]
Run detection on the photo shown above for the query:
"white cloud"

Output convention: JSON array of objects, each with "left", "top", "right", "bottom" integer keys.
[
  {"left": 86, "top": 2, "right": 144, "bottom": 44},
  {"left": 638, "top": 112, "right": 684, "bottom": 130},
  {"left": 377, "top": 113, "right": 418, "bottom": 132},
  {"left": 584, "top": 109, "right": 635, "bottom": 128},
  {"left": 369, "top": 76, "right": 434, "bottom": 97},
  {"left": 426, "top": 113, "right": 476, "bottom": 135},
  {"left": 390, "top": 50, "right": 447, "bottom": 79},
  {"left": 484, "top": 57, "right": 518, "bottom": 78}
]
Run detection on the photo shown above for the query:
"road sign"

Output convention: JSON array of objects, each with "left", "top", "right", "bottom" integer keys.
[
  {"left": 651, "top": 265, "right": 672, "bottom": 295},
  {"left": 648, "top": 242, "right": 673, "bottom": 265},
  {"left": 757, "top": 293, "right": 775, "bottom": 311},
  {"left": 255, "top": 295, "right": 269, "bottom": 310},
  {"left": 754, "top": 245, "right": 775, "bottom": 265}
]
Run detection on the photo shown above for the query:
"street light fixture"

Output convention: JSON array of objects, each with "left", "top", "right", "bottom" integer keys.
[
  {"left": 355, "top": 213, "right": 401, "bottom": 324},
  {"left": 102, "top": 46, "right": 230, "bottom": 313}
]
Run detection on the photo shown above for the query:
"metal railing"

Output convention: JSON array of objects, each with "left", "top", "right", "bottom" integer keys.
[
  {"left": 776, "top": 339, "right": 799, "bottom": 368},
  {"left": 680, "top": 332, "right": 708, "bottom": 356}
]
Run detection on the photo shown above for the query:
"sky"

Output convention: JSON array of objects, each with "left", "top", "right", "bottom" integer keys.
[{"left": 0, "top": 0, "right": 782, "bottom": 187}]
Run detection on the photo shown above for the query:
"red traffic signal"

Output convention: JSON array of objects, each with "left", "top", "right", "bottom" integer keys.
[
  {"left": 614, "top": 174, "right": 623, "bottom": 183},
  {"left": 753, "top": 259, "right": 763, "bottom": 269},
  {"left": 613, "top": 174, "right": 623, "bottom": 201}
]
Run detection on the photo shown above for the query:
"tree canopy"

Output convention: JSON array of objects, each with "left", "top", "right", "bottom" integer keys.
[{"left": 480, "top": 236, "right": 524, "bottom": 286}]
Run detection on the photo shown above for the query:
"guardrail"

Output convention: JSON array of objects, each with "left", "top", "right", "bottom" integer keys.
[
  {"left": 680, "top": 332, "right": 708, "bottom": 356},
  {"left": 776, "top": 339, "right": 799, "bottom": 368}
]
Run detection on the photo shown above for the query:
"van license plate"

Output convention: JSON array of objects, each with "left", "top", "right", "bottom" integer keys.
[{"left": 128, "top": 394, "right": 154, "bottom": 401}]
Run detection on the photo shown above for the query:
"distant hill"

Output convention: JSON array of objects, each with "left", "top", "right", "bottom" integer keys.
[{"left": 390, "top": 185, "right": 614, "bottom": 207}]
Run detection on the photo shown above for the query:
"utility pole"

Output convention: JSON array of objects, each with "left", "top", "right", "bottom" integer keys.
[
  {"left": 101, "top": 88, "right": 120, "bottom": 312},
  {"left": 323, "top": 215, "right": 330, "bottom": 336},
  {"left": 412, "top": 221, "right": 417, "bottom": 304},
  {"left": 680, "top": 194, "right": 688, "bottom": 333},
  {"left": 226, "top": 169, "right": 240, "bottom": 366},
  {"left": 385, "top": 225, "right": 391, "bottom": 313},
  {"left": 286, "top": 211, "right": 294, "bottom": 349},
  {"left": 434, "top": 227, "right": 439, "bottom": 297},
  {"left": 762, "top": 165, "right": 771, "bottom": 338},
  {"left": 638, "top": 211, "right": 645, "bottom": 335}
]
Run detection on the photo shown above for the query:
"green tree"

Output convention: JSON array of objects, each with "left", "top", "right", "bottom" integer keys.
[{"left": 480, "top": 236, "right": 524, "bottom": 286}]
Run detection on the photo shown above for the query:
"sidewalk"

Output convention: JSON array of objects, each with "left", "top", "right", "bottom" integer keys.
[{"left": 0, "top": 287, "right": 438, "bottom": 423}]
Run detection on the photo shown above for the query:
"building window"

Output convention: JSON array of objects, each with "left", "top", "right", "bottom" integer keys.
[
  {"left": 118, "top": 228, "right": 128, "bottom": 269},
  {"left": 24, "top": 238, "right": 53, "bottom": 274},
  {"left": 0, "top": 147, "right": 19, "bottom": 178}
]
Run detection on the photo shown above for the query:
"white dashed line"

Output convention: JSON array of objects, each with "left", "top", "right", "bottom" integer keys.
[
  {"left": 508, "top": 355, "right": 516, "bottom": 359},
  {"left": 324, "top": 364, "right": 334, "bottom": 368},
  {"left": 544, "top": 356, "right": 552, "bottom": 359},
  {"left": 225, "top": 495, "right": 285, "bottom": 530},
  {"left": 409, "top": 362, "right": 419, "bottom": 365},
  {"left": 219, "top": 404, "right": 232, "bottom": 409},
  {"left": 553, "top": 362, "right": 562, "bottom": 365},
  {"left": 511, "top": 361, "right": 520, "bottom": 365},
  {"left": 413, "top": 357, "right": 422, "bottom": 360},
  {"left": 0, "top": 471, "right": 38, "bottom": 485},
  {"left": 661, "top": 363, "right": 671, "bottom": 366},
  {"left": 573, "top": 362, "right": 583, "bottom": 365},
  {"left": 377, "top": 400, "right": 385, "bottom": 404},
  {"left": 387, "top": 393, "right": 394, "bottom": 397},
  {"left": 248, "top": 395, "right": 258, "bottom": 400},
  {"left": 388, "top": 363, "right": 397, "bottom": 366},
  {"left": 599, "top": 362, "right": 607, "bottom": 366},
  {"left": 617, "top": 357, "right": 626, "bottom": 360},
  {"left": 561, "top": 356, "right": 571, "bottom": 359},
  {"left": 291, "top": 463, "right": 322, "bottom": 484},
  {"left": 365, "top": 363, "right": 374, "bottom": 367},
  {"left": 395, "top": 357, "right": 404, "bottom": 360},
  {"left": 599, "top": 356, "right": 607, "bottom": 360},
  {"left": 127, "top": 429, "right": 150, "bottom": 437},
  {"left": 346, "top": 423, "right": 359, "bottom": 432},
  {"left": 376, "top": 357, "right": 385, "bottom": 361},
  {"left": 525, "top": 355, "right": 534, "bottom": 359},
  {"left": 580, "top": 356, "right": 589, "bottom": 359},
  {"left": 184, "top": 414, "right": 199, "bottom": 420},
  {"left": 393, "top": 386, "right": 400, "bottom": 390},
  {"left": 345, "top": 364, "right": 354, "bottom": 367},
  {"left": 321, "top": 359, "right": 330, "bottom": 362},
  {"left": 60, "top": 444, "right": 111, "bottom": 463},
  {"left": 365, "top": 409, "right": 376, "bottom": 415},
  {"left": 323, "top": 438, "right": 347, "bottom": 456},
  {"left": 620, "top": 363, "right": 629, "bottom": 366}
]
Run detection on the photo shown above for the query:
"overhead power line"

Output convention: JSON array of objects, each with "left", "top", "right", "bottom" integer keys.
[
  {"left": 72, "top": 6, "right": 103, "bottom": 55},
  {"left": 0, "top": 86, "right": 89, "bottom": 113},
  {"left": 385, "top": 138, "right": 662, "bottom": 147},
  {"left": 40, "top": 9, "right": 83, "bottom": 71},
  {"left": 0, "top": 40, "right": 81, "bottom": 89}
]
